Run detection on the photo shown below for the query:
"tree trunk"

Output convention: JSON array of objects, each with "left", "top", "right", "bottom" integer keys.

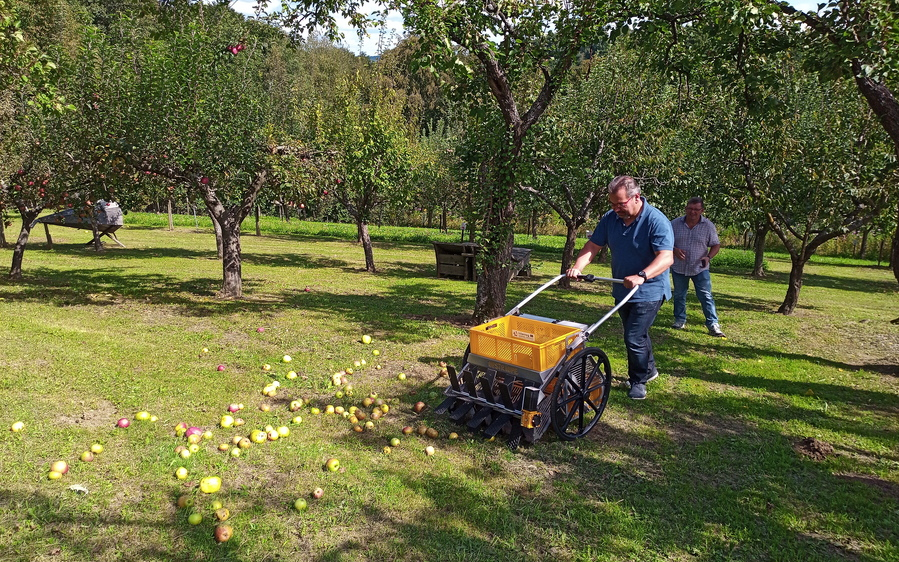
[
  {"left": 9, "top": 209, "right": 41, "bottom": 279},
  {"left": 531, "top": 208, "right": 539, "bottom": 240},
  {"left": 217, "top": 214, "right": 243, "bottom": 298},
  {"left": 255, "top": 205, "right": 261, "bottom": 236},
  {"left": 753, "top": 223, "right": 767, "bottom": 277},
  {"left": 777, "top": 255, "right": 808, "bottom": 314},
  {"left": 859, "top": 226, "right": 870, "bottom": 258},
  {"left": 441, "top": 206, "right": 447, "bottom": 233},
  {"left": 474, "top": 228, "right": 514, "bottom": 323},
  {"left": 358, "top": 219, "right": 376, "bottom": 272},
  {"left": 90, "top": 221, "right": 104, "bottom": 252},
  {"left": 426, "top": 207, "right": 433, "bottom": 229},
  {"left": 167, "top": 198, "right": 174, "bottom": 231},
  {"left": 558, "top": 222, "right": 579, "bottom": 289},
  {"left": 212, "top": 212, "right": 224, "bottom": 259},
  {"left": 1, "top": 215, "right": 8, "bottom": 248},
  {"left": 892, "top": 202, "right": 899, "bottom": 285}
]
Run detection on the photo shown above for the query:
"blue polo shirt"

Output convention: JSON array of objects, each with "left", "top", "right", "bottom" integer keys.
[{"left": 589, "top": 197, "right": 674, "bottom": 302}]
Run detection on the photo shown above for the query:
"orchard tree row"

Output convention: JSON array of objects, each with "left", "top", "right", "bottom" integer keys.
[{"left": 1, "top": 0, "right": 897, "bottom": 319}]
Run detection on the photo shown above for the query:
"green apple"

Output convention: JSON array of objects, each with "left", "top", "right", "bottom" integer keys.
[
  {"left": 188, "top": 512, "right": 203, "bottom": 525},
  {"left": 361, "top": 335, "right": 372, "bottom": 344},
  {"left": 325, "top": 458, "right": 340, "bottom": 472},
  {"left": 10, "top": 421, "right": 25, "bottom": 432},
  {"left": 294, "top": 497, "right": 308, "bottom": 511}
]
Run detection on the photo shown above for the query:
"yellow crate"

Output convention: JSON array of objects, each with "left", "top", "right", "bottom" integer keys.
[{"left": 469, "top": 316, "right": 580, "bottom": 372}]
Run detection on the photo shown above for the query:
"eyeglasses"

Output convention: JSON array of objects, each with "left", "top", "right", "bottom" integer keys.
[
  {"left": 609, "top": 195, "right": 635, "bottom": 209},
  {"left": 685, "top": 206, "right": 703, "bottom": 212}
]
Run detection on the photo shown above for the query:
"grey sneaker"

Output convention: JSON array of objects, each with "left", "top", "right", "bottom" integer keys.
[
  {"left": 708, "top": 323, "right": 726, "bottom": 338},
  {"left": 628, "top": 383, "right": 647, "bottom": 400},
  {"left": 646, "top": 370, "right": 659, "bottom": 383},
  {"left": 671, "top": 321, "right": 686, "bottom": 330}
]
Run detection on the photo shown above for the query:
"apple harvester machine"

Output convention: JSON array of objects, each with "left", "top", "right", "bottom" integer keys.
[{"left": 435, "top": 274, "right": 638, "bottom": 449}]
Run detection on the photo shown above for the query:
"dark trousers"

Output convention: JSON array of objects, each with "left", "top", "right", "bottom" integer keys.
[{"left": 617, "top": 299, "right": 664, "bottom": 385}]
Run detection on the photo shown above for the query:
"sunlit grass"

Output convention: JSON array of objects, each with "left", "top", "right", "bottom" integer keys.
[{"left": 0, "top": 219, "right": 896, "bottom": 561}]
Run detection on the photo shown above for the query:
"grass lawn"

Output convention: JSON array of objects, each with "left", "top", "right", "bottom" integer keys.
[{"left": 0, "top": 215, "right": 896, "bottom": 562}]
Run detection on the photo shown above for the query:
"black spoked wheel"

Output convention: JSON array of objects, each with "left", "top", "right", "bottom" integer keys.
[{"left": 550, "top": 347, "right": 612, "bottom": 441}]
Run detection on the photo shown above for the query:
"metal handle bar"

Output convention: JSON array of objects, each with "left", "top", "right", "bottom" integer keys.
[
  {"left": 505, "top": 272, "right": 640, "bottom": 340},
  {"left": 506, "top": 273, "right": 637, "bottom": 314}
]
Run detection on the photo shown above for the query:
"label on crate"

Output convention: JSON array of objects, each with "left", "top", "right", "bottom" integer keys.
[{"left": 511, "top": 330, "right": 535, "bottom": 342}]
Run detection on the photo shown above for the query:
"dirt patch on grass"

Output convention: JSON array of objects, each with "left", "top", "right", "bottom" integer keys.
[
  {"left": 794, "top": 437, "right": 834, "bottom": 461},
  {"left": 55, "top": 399, "right": 117, "bottom": 429}
]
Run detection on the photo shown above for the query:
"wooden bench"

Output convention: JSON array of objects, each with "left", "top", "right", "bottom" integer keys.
[
  {"left": 432, "top": 243, "right": 532, "bottom": 281},
  {"left": 433, "top": 242, "right": 480, "bottom": 280}
]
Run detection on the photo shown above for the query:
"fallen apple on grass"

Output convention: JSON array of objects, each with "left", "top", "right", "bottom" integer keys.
[
  {"left": 216, "top": 365, "right": 226, "bottom": 372},
  {"left": 425, "top": 446, "right": 436, "bottom": 456},
  {"left": 199, "top": 476, "right": 222, "bottom": 494},
  {"left": 80, "top": 451, "right": 95, "bottom": 462},
  {"left": 413, "top": 402, "right": 426, "bottom": 413},
  {"left": 293, "top": 498, "right": 308, "bottom": 511},
  {"left": 175, "top": 467, "right": 189, "bottom": 480},
  {"left": 90, "top": 443, "right": 104, "bottom": 454},
  {"left": 116, "top": 418, "right": 130, "bottom": 428},
  {"left": 50, "top": 460, "right": 69, "bottom": 475},
  {"left": 10, "top": 421, "right": 25, "bottom": 432},
  {"left": 188, "top": 512, "right": 203, "bottom": 525},
  {"left": 361, "top": 334, "right": 372, "bottom": 344},
  {"left": 214, "top": 525, "right": 233, "bottom": 543},
  {"left": 312, "top": 488, "right": 324, "bottom": 499},
  {"left": 324, "top": 458, "right": 340, "bottom": 472}
]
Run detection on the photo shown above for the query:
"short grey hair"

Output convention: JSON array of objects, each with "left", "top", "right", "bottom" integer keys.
[{"left": 608, "top": 175, "right": 641, "bottom": 198}]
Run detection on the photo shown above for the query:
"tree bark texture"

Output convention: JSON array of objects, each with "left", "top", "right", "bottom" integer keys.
[
  {"left": 358, "top": 220, "right": 376, "bottom": 273},
  {"left": 778, "top": 257, "right": 806, "bottom": 314},
  {"left": 753, "top": 224, "right": 767, "bottom": 277},
  {"left": 9, "top": 209, "right": 41, "bottom": 280},
  {"left": 219, "top": 217, "right": 243, "bottom": 298},
  {"left": 558, "top": 225, "right": 580, "bottom": 290},
  {"left": 212, "top": 213, "right": 224, "bottom": 259}
]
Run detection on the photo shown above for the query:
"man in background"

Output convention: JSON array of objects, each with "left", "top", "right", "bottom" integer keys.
[{"left": 670, "top": 197, "right": 725, "bottom": 338}]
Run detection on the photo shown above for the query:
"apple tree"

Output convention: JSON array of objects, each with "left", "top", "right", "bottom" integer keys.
[
  {"left": 101, "top": 3, "right": 311, "bottom": 298},
  {"left": 304, "top": 66, "right": 414, "bottom": 272},
  {"left": 520, "top": 39, "right": 680, "bottom": 287},
  {"left": 258, "top": 0, "right": 637, "bottom": 321},
  {"left": 687, "top": 42, "right": 895, "bottom": 313}
]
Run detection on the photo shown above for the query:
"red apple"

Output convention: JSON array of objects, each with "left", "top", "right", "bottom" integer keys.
[
  {"left": 50, "top": 460, "right": 69, "bottom": 474},
  {"left": 216, "top": 365, "right": 226, "bottom": 371},
  {"left": 117, "top": 418, "right": 130, "bottom": 428},
  {"left": 200, "top": 176, "right": 209, "bottom": 185},
  {"left": 312, "top": 487, "right": 324, "bottom": 499},
  {"left": 413, "top": 401, "right": 426, "bottom": 413}
]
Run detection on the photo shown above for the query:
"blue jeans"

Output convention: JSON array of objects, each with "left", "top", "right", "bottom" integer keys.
[
  {"left": 617, "top": 299, "right": 664, "bottom": 385},
  {"left": 672, "top": 270, "right": 719, "bottom": 328}
]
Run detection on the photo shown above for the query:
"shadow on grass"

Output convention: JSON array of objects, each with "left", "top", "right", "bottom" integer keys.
[
  {"left": 0, "top": 487, "right": 248, "bottom": 562},
  {"left": 309, "top": 403, "right": 897, "bottom": 561}
]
